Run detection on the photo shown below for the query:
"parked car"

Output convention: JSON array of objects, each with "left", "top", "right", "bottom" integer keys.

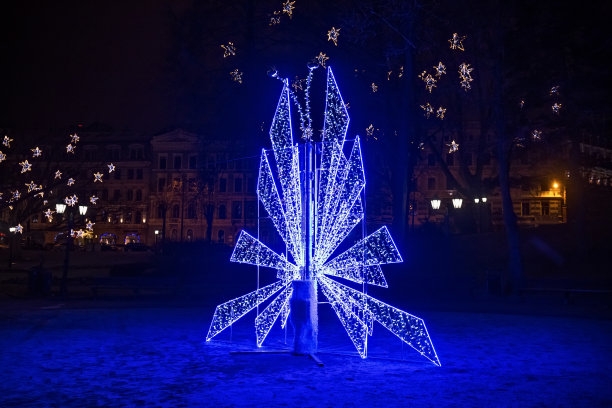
[
  {"left": 124, "top": 233, "right": 147, "bottom": 251},
  {"left": 100, "top": 233, "right": 118, "bottom": 251}
]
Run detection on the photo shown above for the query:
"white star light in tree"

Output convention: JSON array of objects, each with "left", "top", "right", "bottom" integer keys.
[
  {"left": 449, "top": 32, "right": 466, "bottom": 51},
  {"left": 448, "top": 140, "right": 460, "bottom": 153},
  {"left": 206, "top": 67, "right": 440, "bottom": 366},
  {"left": 107, "top": 163, "right": 116, "bottom": 173},
  {"left": 31, "top": 147, "right": 43, "bottom": 157},
  {"left": 327, "top": 26, "right": 340, "bottom": 46},
  {"left": 282, "top": 0, "right": 295, "bottom": 18},
  {"left": 2, "top": 135, "right": 13, "bottom": 148},
  {"left": 19, "top": 160, "right": 32, "bottom": 173},
  {"left": 70, "top": 133, "right": 80, "bottom": 143},
  {"left": 0, "top": 151, "right": 6, "bottom": 163},
  {"left": 55, "top": 170, "right": 62, "bottom": 179},
  {"left": 221, "top": 41, "right": 236, "bottom": 57},
  {"left": 66, "top": 144, "right": 75, "bottom": 154},
  {"left": 67, "top": 178, "right": 75, "bottom": 186},
  {"left": 86, "top": 221, "right": 95, "bottom": 231},
  {"left": 15, "top": 224, "right": 23, "bottom": 234},
  {"left": 90, "top": 195, "right": 99, "bottom": 205},
  {"left": 44, "top": 208, "right": 54, "bottom": 222},
  {"left": 93, "top": 172, "right": 103, "bottom": 182}
]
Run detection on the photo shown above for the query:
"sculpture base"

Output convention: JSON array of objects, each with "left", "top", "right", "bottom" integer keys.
[{"left": 290, "top": 280, "right": 318, "bottom": 355}]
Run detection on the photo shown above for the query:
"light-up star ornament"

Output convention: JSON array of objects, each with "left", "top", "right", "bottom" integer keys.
[
  {"left": 70, "top": 133, "right": 80, "bottom": 143},
  {"left": 230, "top": 69, "right": 243, "bottom": 84},
  {"left": 315, "top": 52, "right": 329, "bottom": 68},
  {"left": 31, "top": 146, "right": 43, "bottom": 157},
  {"left": 436, "top": 106, "right": 447, "bottom": 119},
  {"left": 67, "top": 178, "right": 75, "bottom": 186},
  {"left": 327, "top": 26, "right": 340, "bottom": 46},
  {"left": 458, "top": 62, "right": 474, "bottom": 91},
  {"left": 15, "top": 224, "right": 23, "bottom": 234},
  {"left": 93, "top": 172, "right": 103, "bottom": 182},
  {"left": 107, "top": 163, "right": 116, "bottom": 173},
  {"left": 66, "top": 144, "right": 75, "bottom": 154},
  {"left": 420, "top": 102, "right": 434, "bottom": 118},
  {"left": 0, "top": 151, "right": 6, "bottom": 163},
  {"left": 90, "top": 195, "right": 99, "bottom": 205},
  {"left": 44, "top": 208, "right": 54, "bottom": 222},
  {"left": 282, "top": 0, "right": 295, "bottom": 18},
  {"left": 19, "top": 160, "right": 32, "bottom": 173},
  {"left": 55, "top": 170, "right": 62, "bottom": 179},
  {"left": 552, "top": 103, "right": 562, "bottom": 114},
  {"left": 434, "top": 62, "right": 446, "bottom": 77},
  {"left": 448, "top": 140, "right": 460, "bottom": 153},
  {"left": 418, "top": 70, "right": 437, "bottom": 93},
  {"left": 221, "top": 42, "right": 236, "bottom": 57},
  {"left": 86, "top": 221, "right": 95, "bottom": 231},
  {"left": 206, "top": 67, "right": 440, "bottom": 366},
  {"left": 2, "top": 135, "right": 13, "bottom": 148},
  {"left": 449, "top": 32, "right": 466, "bottom": 51}
]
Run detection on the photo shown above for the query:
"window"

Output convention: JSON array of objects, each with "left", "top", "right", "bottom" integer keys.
[
  {"left": 113, "top": 189, "right": 121, "bottom": 201},
  {"left": 187, "top": 203, "right": 196, "bottom": 219},
  {"left": 136, "top": 169, "right": 143, "bottom": 179},
  {"left": 127, "top": 169, "right": 134, "bottom": 180},
  {"left": 232, "top": 201, "right": 242, "bottom": 219},
  {"left": 108, "top": 147, "right": 120, "bottom": 161},
  {"left": 218, "top": 230, "right": 225, "bottom": 244},
  {"left": 136, "top": 190, "right": 142, "bottom": 201},
  {"left": 135, "top": 211, "right": 142, "bottom": 223},
  {"left": 114, "top": 170, "right": 121, "bottom": 180},
  {"left": 219, "top": 178, "right": 227, "bottom": 193},
  {"left": 428, "top": 154, "right": 436, "bottom": 166},
  {"left": 189, "top": 155, "right": 197, "bottom": 169},
  {"left": 245, "top": 201, "right": 256, "bottom": 219},
  {"left": 247, "top": 177, "right": 255, "bottom": 193},
  {"left": 234, "top": 177, "right": 243, "bottom": 193},
  {"left": 521, "top": 202, "right": 530, "bottom": 216},
  {"left": 84, "top": 148, "right": 97, "bottom": 161},
  {"left": 129, "top": 147, "right": 144, "bottom": 160},
  {"left": 174, "top": 155, "right": 182, "bottom": 169},
  {"left": 218, "top": 204, "right": 227, "bottom": 219},
  {"left": 127, "top": 189, "right": 134, "bottom": 201},
  {"left": 541, "top": 201, "right": 550, "bottom": 216},
  {"left": 172, "top": 204, "right": 180, "bottom": 218},
  {"left": 158, "top": 178, "right": 166, "bottom": 192},
  {"left": 157, "top": 204, "right": 165, "bottom": 218},
  {"left": 159, "top": 156, "right": 167, "bottom": 169},
  {"left": 427, "top": 177, "right": 436, "bottom": 190}
]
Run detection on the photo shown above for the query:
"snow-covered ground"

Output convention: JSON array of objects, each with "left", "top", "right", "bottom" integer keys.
[{"left": 1, "top": 303, "right": 611, "bottom": 407}]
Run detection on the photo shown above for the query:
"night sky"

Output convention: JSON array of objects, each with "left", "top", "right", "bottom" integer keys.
[{"left": 1, "top": 1, "right": 610, "bottom": 137}]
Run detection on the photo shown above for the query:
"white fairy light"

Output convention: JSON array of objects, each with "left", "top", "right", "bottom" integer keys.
[{"left": 206, "top": 67, "right": 439, "bottom": 365}]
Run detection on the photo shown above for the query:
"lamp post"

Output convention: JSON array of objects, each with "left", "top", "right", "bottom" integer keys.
[
  {"left": 8, "top": 226, "right": 16, "bottom": 269},
  {"left": 474, "top": 196, "right": 487, "bottom": 232},
  {"left": 56, "top": 202, "right": 87, "bottom": 296}
]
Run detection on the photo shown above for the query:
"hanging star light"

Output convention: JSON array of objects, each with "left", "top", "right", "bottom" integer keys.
[
  {"left": 19, "top": 160, "right": 32, "bottom": 173},
  {"left": 458, "top": 62, "right": 473, "bottom": 91},
  {"left": 420, "top": 102, "right": 434, "bottom": 118},
  {"left": 221, "top": 41, "right": 236, "bottom": 58},
  {"left": 449, "top": 32, "right": 466, "bottom": 51},
  {"left": 315, "top": 52, "right": 329, "bottom": 68},
  {"left": 269, "top": 12, "right": 281, "bottom": 26},
  {"left": 2, "top": 135, "right": 13, "bottom": 148},
  {"left": 44, "top": 208, "right": 54, "bottom": 222},
  {"left": 15, "top": 224, "right": 23, "bottom": 234},
  {"left": 70, "top": 133, "right": 80, "bottom": 143},
  {"left": 74, "top": 229, "right": 85, "bottom": 238},
  {"left": 532, "top": 129, "right": 542, "bottom": 141},
  {"left": 282, "top": 0, "right": 295, "bottom": 18},
  {"left": 54, "top": 170, "right": 62, "bottom": 179},
  {"left": 366, "top": 124, "right": 375, "bottom": 137},
  {"left": 327, "top": 26, "right": 340, "bottom": 46},
  {"left": 66, "top": 144, "right": 75, "bottom": 154},
  {"left": 550, "top": 85, "right": 560, "bottom": 96},
  {"left": 31, "top": 146, "right": 43, "bottom": 158},
  {"left": 447, "top": 140, "right": 460, "bottom": 153},
  {"left": 230, "top": 69, "right": 243, "bottom": 84},
  {"left": 519, "top": 99, "right": 525, "bottom": 109},
  {"left": 0, "top": 151, "right": 6, "bottom": 163},
  {"left": 436, "top": 106, "right": 447, "bottom": 119},
  {"left": 433, "top": 62, "right": 446, "bottom": 77},
  {"left": 86, "top": 220, "right": 95, "bottom": 231},
  {"left": 11, "top": 190, "right": 21, "bottom": 202},
  {"left": 206, "top": 67, "right": 440, "bottom": 366},
  {"left": 25, "top": 181, "right": 38, "bottom": 193},
  {"left": 107, "top": 163, "right": 115, "bottom": 173},
  {"left": 371, "top": 82, "right": 378, "bottom": 93},
  {"left": 93, "top": 172, "right": 103, "bottom": 182},
  {"left": 67, "top": 178, "right": 75, "bottom": 186},
  {"left": 90, "top": 195, "right": 99, "bottom": 205},
  {"left": 65, "top": 195, "right": 78, "bottom": 207},
  {"left": 552, "top": 103, "right": 562, "bottom": 114},
  {"left": 418, "top": 71, "right": 437, "bottom": 93}
]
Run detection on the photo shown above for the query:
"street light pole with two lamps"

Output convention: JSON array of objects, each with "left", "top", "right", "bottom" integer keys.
[{"left": 56, "top": 202, "right": 88, "bottom": 297}]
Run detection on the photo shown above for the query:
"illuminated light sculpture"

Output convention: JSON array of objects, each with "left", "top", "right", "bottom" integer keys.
[
  {"left": 448, "top": 32, "right": 466, "bottom": 51},
  {"left": 327, "top": 26, "right": 340, "bottom": 46},
  {"left": 206, "top": 66, "right": 440, "bottom": 366},
  {"left": 315, "top": 52, "right": 329, "bottom": 68},
  {"left": 0, "top": 151, "right": 6, "bottom": 163},
  {"left": 107, "top": 163, "right": 116, "bottom": 173},
  {"left": 31, "top": 146, "right": 43, "bottom": 158},
  {"left": 66, "top": 144, "right": 75, "bottom": 154},
  {"left": 418, "top": 71, "right": 437, "bottom": 93},
  {"left": 221, "top": 41, "right": 236, "bottom": 58},
  {"left": 54, "top": 170, "right": 62, "bottom": 179},
  {"left": 420, "top": 102, "right": 434, "bottom": 118},
  {"left": 93, "top": 172, "right": 103, "bottom": 182},
  {"left": 2, "top": 135, "right": 13, "bottom": 148},
  {"left": 230, "top": 69, "right": 243, "bottom": 84},
  {"left": 458, "top": 62, "right": 473, "bottom": 91},
  {"left": 19, "top": 160, "right": 32, "bottom": 173},
  {"left": 436, "top": 106, "right": 447, "bottom": 119}
]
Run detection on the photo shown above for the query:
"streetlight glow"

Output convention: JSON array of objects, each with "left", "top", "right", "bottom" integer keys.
[
  {"left": 474, "top": 198, "right": 480, "bottom": 204},
  {"left": 430, "top": 199, "right": 441, "bottom": 210},
  {"left": 56, "top": 203, "right": 67, "bottom": 214},
  {"left": 452, "top": 198, "right": 463, "bottom": 209},
  {"left": 78, "top": 205, "right": 88, "bottom": 216},
  {"left": 481, "top": 197, "right": 487, "bottom": 203}
]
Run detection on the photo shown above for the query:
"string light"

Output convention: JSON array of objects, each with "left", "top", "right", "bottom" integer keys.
[
  {"left": 282, "top": 0, "right": 295, "bottom": 18},
  {"left": 458, "top": 62, "right": 473, "bottom": 91},
  {"left": 2, "top": 136, "right": 13, "bottom": 148},
  {"left": 552, "top": 103, "right": 562, "bottom": 114},
  {"left": 433, "top": 62, "right": 446, "bottom": 77},
  {"left": 418, "top": 71, "right": 437, "bottom": 93},
  {"left": 19, "top": 160, "right": 32, "bottom": 173},
  {"left": 31, "top": 147, "right": 42, "bottom": 158},
  {"left": 447, "top": 140, "right": 460, "bottom": 153},
  {"left": 220, "top": 41, "right": 236, "bottom": 57},
  {"left": 230, "top": 69, "right": 243, "bottom": 84},
  {"left": 436, "top": 106, "right": 447, "bottom": 119},
  {"left": 420, "top": 102, "right": 434, "bottom": 118},
  {"left": 107, "top": 163, "right": 115, "bottom": 173},
  {"left": 206, "top": 66, "right": 439, "bottom": 365},
  {"left": 448, "top": 32, "right": 466, "bottom": 51},
  {"left": 67, "top": 178, "right": 75, "bottom": 186},
  {"left": 93, "top": 172, "right": 103, "bottom": 182},
  {"left": 70, "top": 133, "right": 80, "bottom": 143},
  {"left": 315, "top": 52, "right": 329, "bottom": 68},
  {"left": 371, "top": 82, "right": 378, "bottom": 93},
  {"left": 66, "top": 144, "right": 75, "bottom": 154},
  {"left": 89, "top": 195, "right": 99, "bottom": 205},
  {"left": 327, "top": 26, "right": 340, "bottom": 46}
]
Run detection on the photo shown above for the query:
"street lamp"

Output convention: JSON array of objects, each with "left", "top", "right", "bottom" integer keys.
[
  {"left": 8, "top": 227, "right": 16, "bottom": 269},
  {"left": 56, "top": 202, "right": 88, "bottom": 296},
  {"left": 452, "top": 198, "right": 463, "bottom": 209},
  {"left": 430, "top": 199, "right": 441, "bottom": 210}
]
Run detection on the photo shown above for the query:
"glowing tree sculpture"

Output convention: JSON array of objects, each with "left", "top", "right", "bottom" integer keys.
[{"left": 206, "top": 66, "right": 440, "bottom": 366}]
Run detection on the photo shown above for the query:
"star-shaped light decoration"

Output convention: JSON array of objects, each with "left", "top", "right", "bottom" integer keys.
[
  {"left": 44, "top": 208, "right": 54, "bottom": 222},
  {"left": 0, "top": 192, "right": 3, "bottom": 201},
  {"left": 54, "top": 170, "right": 62, "bottom": 179},
  {"left": 74, "top": 229, "right": 85, "bottom": 238},
  {"left": 550, "top": 85, "right": 560, "bottom": 96},
  {"left": 93, "top": 172, "right": 103, "bottom": 183},
  {"left": 418, "top": 71, "right": 437, "bottom": 93},
  {"left": 315, "top": 52, "right": 329, "bottom": 68},
  {"left": 291, "top": 76, "right": 305, "bottom": 92},
  {"left": 282, "top": 0, "right": 295, "bottom": 18},
  {"left": 35, "top": 191, "right": 44, "bottom": 198},
  {"left": 458, "top": 62, "right": 474, "bottom": 91},
  {"left": 436, "top": 106, "right": 447, "bottom": 119},
  {"left": 25, "top": 181, "right": 38, "bottom": 193},
  {"left": 65, "top": 195, "right": 78, "bottom": 207},
  {"left": 15, "top": 224, "right": 23, "bottom": 234},
  {"left": 206, "top": 67, "right": 440, "bottom": 366},
  {"left": 31, "top": 146, "right": 43, "bottom": 158},
  {"left": 70, "top": 133, "right": 80, "bottom": 143},
  {"left": 11, "top": 190, "right": 21, "bottom": 202},
  {"left": 433, "top": 62, "right": 447, "bottom": 77},
  {"left": 90, "top": 195, "right": 99, "bottom": 205},
  {"left": 448, "top": 140, "right": 460, "bottom": 153},
  {"left": 43, "top": 200, "right": 48, "bottom": 205},
  {"left": 552, "top": 103, "right": 562, "bottom": 114},
  {"left": 66, "top": 144, "right": 75, "bottom": 154},
  {"left": 86, "top": 221, "right": 95, "bottom": 231},
  {"left": 519, "top": 99, "right": 525, "bottom": 109},
  {"left": 532, "top": 129, "right": 542, "bottom": 141},
  {"left": 67, "top": 178, "right": 75, "bottom": 186},
  {"left": 449, "top": 32, "right": 466, "bottom": 51},
  {"left": 371, "top": 82, "right": 378, "bottom": 93},
  {"left": 366, "top": 124, "right": 375, "bottom": 137},
  {"left": 230, "top": 69, "right": 243, "bottom": 84},
  {"left": 107, "top": 163, "right": 115, "bottom": 173},
  {"left": 19, "top": 160, "right": 32, "bottom": 173},
  {"left": 221, "top": 41, "right": 236, "bottom": 58},
  {"left": 269, "top": 13, "right": 281, "bottom": 26},
  {"left": 327, "top": 26, "right": 340, "bottom": 46},
  {"left": 0, "top": 151, "right": 6, "bottom": 163},
  {"left": 2, "top": 135, "right": 13, "bottom": 148},
  {"left": 420, "top": 102, "right": 434, "bottom": 118}
]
